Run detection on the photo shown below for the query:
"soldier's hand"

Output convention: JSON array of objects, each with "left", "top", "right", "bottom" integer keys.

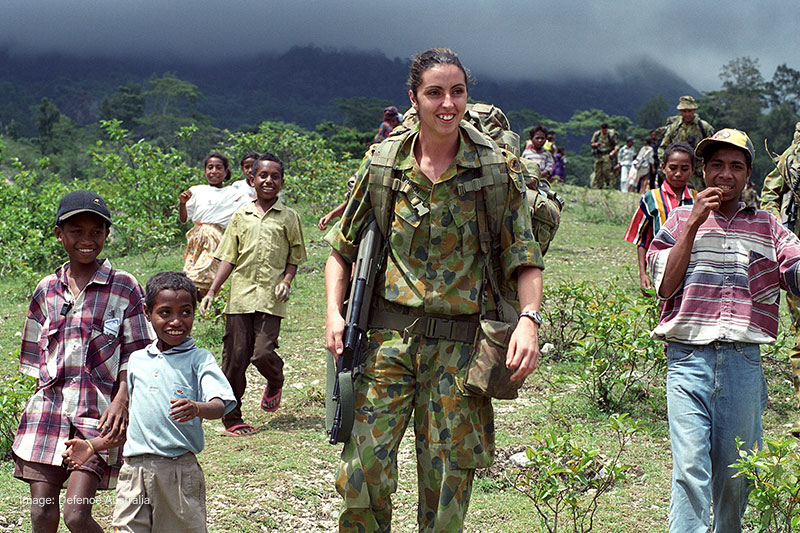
[
  {"left": 274, "top": 281, "right": 291, "bottom": 303},
  {"left": 506, "top": 318, "right": 540, "bottom": 381},
  {"left": 199, "top": 294, "right": 215, "bottom": 317}
]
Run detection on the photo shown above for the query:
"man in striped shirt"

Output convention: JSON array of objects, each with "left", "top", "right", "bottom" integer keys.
[{"left": 647, "top": 129, "right": 800, "bottom": 533}]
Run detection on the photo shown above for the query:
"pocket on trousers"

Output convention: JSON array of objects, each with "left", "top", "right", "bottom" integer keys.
[
  {"left": 737, "top": 343, "right": 762, "bottom": 366},
  {"left": 666, "top": 343, "right": 696, "bottom": 363}
]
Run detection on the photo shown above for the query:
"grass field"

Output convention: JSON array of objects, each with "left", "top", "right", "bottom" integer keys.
[{"left": 0, "top": 184, "right": 797, "bottom": 532}]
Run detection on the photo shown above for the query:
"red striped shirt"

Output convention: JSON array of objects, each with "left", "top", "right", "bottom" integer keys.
[{"left": 647, "top": 205, "right": 800, "bottom": 344}]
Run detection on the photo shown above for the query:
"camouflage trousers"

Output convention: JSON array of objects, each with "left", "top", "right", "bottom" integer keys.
[
  {"left": 335, "top": 328, "right": 494, "bottom": 533},
  {"left": 786, "top": 293, "right": 800, "bottom": 406},
  {"left": 592, "top": 155, "right": 615, "bottom": 189}
]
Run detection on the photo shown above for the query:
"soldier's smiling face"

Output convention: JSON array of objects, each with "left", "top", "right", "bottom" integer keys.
[
  {"left": 680, "top": 108, "right": 696, "bottom": 124},
  {"left": 408, "top": 64, "right": 467, "bottom": 142}
]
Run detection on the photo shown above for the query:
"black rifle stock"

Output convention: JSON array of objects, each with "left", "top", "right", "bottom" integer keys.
[{"left": 328, "top": 219, "right": 383, "bottom": 444}]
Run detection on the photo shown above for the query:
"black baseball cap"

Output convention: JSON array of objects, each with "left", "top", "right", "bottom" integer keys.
[{"left": 55, "top": 190, "right": 112, "bottom": 226}]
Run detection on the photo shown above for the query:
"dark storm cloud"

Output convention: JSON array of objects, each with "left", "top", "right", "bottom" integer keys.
[{"left": 1, "top": 0, "right": 797, "bottom": 91}]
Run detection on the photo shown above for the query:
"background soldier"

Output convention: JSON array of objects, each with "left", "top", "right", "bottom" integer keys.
[
  {"left": 760, "top": 121, "right": 800, "bottom": 435},
  {"left": 590, "top": 122, "right": 618, "bottom": 189},
  {"left": 658, "top": 95, "right": 714, "bottom": 191}
]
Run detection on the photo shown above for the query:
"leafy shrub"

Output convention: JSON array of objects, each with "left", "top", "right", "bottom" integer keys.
[
  {"left": 733, "top": 437, "right": 800, "bottom": 532},
  {"left": 0, "top": 368, "right": 36, "bottom": 460},
  {"left": 222, "top": 121, "right": 359, "bottom": 210},
  {"left": 542, "top": 279, "right": 663, "bottom": 412},
  {"left": 511, "top": 413, "right": 640, "bottom": 533},
  {"left": 91, "top": 120, "right": 197, "bottom": 263},
  {"left": 0, "top": 158, "right": 70, "bottom": 288}
]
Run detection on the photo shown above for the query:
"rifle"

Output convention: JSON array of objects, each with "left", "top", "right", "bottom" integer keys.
[
  {"left": 327, "top": 218, "right": 383, "bottom": 444},
  {"left": 782, "top": 189, "right": 797, "bottom": 233}
]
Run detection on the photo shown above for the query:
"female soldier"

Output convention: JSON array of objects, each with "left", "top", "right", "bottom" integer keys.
[{"left": 324, "top": 48, "right": 544, "bottom": 532}]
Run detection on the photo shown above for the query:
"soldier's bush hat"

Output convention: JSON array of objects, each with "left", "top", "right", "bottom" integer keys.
[
  {"left": 55, "top": 190, "right": 112, "bottom": 226},
  {"left": 695, "top": 128, "right": 755, "bottom": 165},
  {"left": 676, "top": 96, "right": 698, "bottom": 110}
]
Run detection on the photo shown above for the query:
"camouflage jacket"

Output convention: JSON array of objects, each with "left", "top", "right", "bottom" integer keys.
[
  {"left": 658, "top": 115, "right": 714, "bottom": 160},
  {"left": 761, "top": 125, "right": 800, "bottom": 234},
  {"left": 591, "top": 129, "right": 618, "bottom": 154},
  {"left": 325, "top": 125, "right": 543, "bottom": 316}
]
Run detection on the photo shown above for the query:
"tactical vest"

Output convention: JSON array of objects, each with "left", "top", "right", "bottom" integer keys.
[
  {"left": 367, "top": 120, "right": 526, "bottom": 322},
  {"left": 393, "top": 103, "right": 562, "bottom": 255}
]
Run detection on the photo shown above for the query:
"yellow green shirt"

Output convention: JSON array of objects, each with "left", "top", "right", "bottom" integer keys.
[{"left": 214, "top": 199, "right": 307, "bottom": 317}]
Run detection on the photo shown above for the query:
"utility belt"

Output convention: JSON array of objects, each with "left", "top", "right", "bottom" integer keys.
[
  {"left": 369, "top": 299, "right": 489, "bottom": 344},
  {"left": 595, "top": 149, "right": 611, "bottom": 156}
]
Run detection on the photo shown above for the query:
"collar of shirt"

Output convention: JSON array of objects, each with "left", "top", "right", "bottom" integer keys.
[
  {"left": 145, "top": 337, "right": 197, "bottom": 357},
  {"left": 240, "top": 198, "right": 285, "bottom": 218},
  {"left": 393, "top": 126, "right": 481, "bottom": 175},
  {"left": 55, "top": 258, "right": 113, "bottom": 289},
  {"left": 660, "top": 180, "right": 695, "bottom": 202}
]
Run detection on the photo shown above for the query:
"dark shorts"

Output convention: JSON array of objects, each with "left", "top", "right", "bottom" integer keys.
[{"left": 13, "top": 452, "right": 107, "bottom": 487}]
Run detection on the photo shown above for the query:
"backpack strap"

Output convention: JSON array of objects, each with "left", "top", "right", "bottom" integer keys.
[{"left": 368, "top": 128, "right": 418, "bottom": 238}]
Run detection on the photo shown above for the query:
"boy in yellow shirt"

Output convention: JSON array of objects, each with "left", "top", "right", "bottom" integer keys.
[{"left": 199, "top": 153, "right": 307, "bottom": 436}]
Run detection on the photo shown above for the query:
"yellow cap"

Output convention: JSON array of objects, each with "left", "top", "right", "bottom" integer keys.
[{"left": 695, "top": 128, "right": 755, "bottom": 164}]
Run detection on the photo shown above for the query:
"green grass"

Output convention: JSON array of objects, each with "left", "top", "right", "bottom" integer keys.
[{"left": 0, "top": 185, "right": 797, "bottom": 532}]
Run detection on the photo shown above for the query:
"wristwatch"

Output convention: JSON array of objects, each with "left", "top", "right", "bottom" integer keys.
[{"left": 519, "top": 310, "right": 543, "bottom": 326}]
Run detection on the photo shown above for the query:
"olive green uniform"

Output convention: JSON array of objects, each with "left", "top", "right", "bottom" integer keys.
[
  {"left": 325, "top": 125, "right": 543, "bottom": 532},
  {"left": 590, "top": 129, "right": 618, "bottom": 189},
  {"left": 760, "top": 122, "right": 800, "bottom": 407},
  {"left": 658, "top": 115, "right": 714, "bottom": 190}
]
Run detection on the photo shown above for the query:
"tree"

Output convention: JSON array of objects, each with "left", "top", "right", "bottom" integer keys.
[
  {"left": 36, "top": 97, "right": 61, "bottom": 152},
  {"left": 707, "top": 57, "right": 767, "bottom": 132},
  {"left": 333, "top": 96, "right": 393, "bottom": 132},
  {"left": 100, "top": 82, "right": 145, "bottom": 131},
  {"left": 635, "top": 95, "right": 668, "bottom": 130},
  {"left": 145, "top": 73, "right": 202, "bottom": 116},
  {"left": 766, "top": 63, "right": 800, "bottom": 115}
]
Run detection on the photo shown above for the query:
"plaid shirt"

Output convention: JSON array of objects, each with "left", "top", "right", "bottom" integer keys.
[{"left": 13, "top": 259, "right": 152, "bottom": 488}]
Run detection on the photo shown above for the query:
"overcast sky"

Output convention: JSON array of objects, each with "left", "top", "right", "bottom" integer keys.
[{"left": 1, "top": 0, "right": 797, "bottom": 91}]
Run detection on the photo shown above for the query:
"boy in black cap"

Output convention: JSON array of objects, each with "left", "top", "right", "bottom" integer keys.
[{"left": 12, "top": 190, "right": 152, "bottom": 532}]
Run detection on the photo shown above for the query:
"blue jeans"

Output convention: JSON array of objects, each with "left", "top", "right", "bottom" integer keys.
[{"left": 666, "top": 341, "right": 767, "bottom": 533}]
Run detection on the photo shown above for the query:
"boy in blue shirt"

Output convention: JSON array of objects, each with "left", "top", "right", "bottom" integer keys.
[{"left": 63, "top": 271, "right": 235, "bottom": 532}]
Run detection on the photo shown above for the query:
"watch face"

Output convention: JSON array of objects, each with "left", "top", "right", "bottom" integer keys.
[{"left": 521, "top": 311, "right": 542, "bottom": 325}]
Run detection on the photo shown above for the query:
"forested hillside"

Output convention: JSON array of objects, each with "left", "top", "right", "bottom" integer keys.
[{"left": 0, "top": 46, "right": 697, "bottom": 135}]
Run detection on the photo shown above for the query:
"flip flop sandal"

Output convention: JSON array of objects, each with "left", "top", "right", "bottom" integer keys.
[
  {"left": 261, "top": 386, "right": 282, "bottom": 412},
  {"left": 221, "top": 423, "right": 260, "bottom": 437}
]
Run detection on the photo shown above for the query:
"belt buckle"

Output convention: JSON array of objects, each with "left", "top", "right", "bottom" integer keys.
[{"left": 426, "top": 317, "right": 453, "bottom": 340}]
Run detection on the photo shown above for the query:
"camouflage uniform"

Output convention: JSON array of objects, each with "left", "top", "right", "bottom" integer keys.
[
  {"left": 760, "top": 122, "right": 800, "bottom": 409},
  {"left": 590, "top": 129, "right": 618, "bottom": 189},
  {"left": 325, "top": 125, "right": 543, "bottom": 532},
  {"left": 658, "top": 114, "right": 714, "bottom": 191}
]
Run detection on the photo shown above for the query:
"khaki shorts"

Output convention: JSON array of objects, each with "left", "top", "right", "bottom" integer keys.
[{"left": 113, "top": 453, "right": 206, "bottom": 533}]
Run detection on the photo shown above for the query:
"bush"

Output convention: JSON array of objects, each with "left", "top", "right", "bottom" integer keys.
[
  {"left": 222, "top": 121, "right": 359, "bottom": 210},
  {"left": 91, "top": 120, "right": 197, "bottom": 264},
  {"left": 733, "top": 437, "right": 800, "bottom": 532},
  {"left": 511, "top": 413, "right": 640, "bottom": 533},
  {"left": 0, "top": 367, "right": 36, "bottom": 460},
  {"left": 542, "top": 279, "right": 663, "bottom": 412},
  {"left": 0, "top": 158, "right": 71, "bottom": 288}
]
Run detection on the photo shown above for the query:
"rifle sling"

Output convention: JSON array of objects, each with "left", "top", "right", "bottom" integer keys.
[
  {"left": 369, "top": 308, "right": 480, "bottom": 344},
  {"left": 337, "top": 370, "right": 355, "bottom": 443}
]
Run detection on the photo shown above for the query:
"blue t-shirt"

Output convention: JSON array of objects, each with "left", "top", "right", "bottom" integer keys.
[{"left": 125, "top": 338, "right": 235, "bottom": 458}]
